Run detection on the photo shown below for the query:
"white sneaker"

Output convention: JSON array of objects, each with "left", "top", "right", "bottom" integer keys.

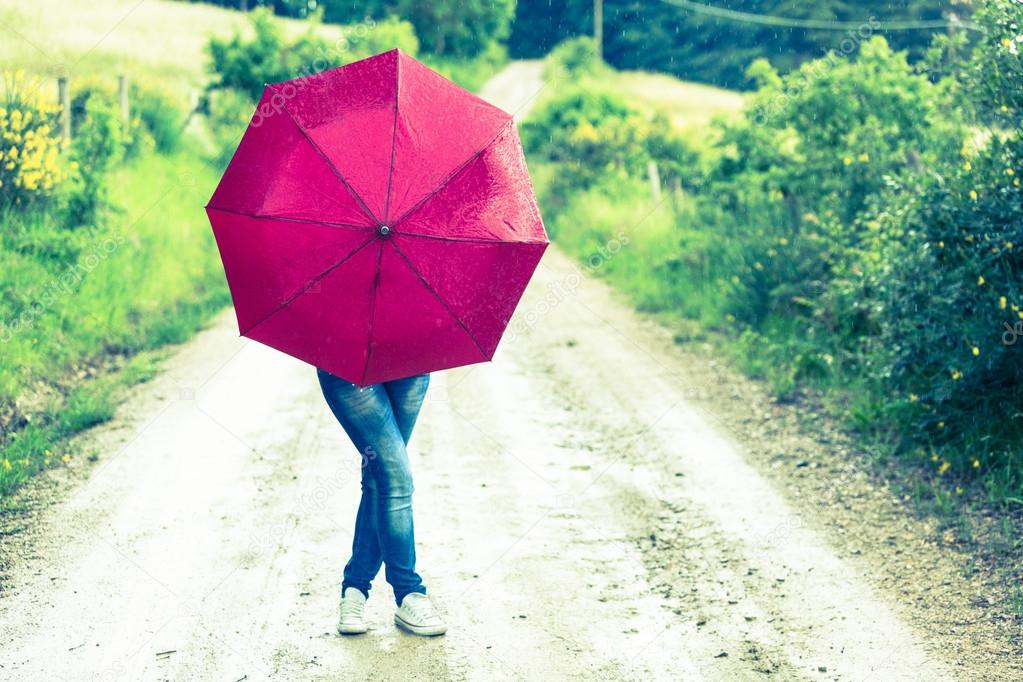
[
  {"left": 338, "top": 587, "right": 368, "bottom": 635},
  {"left": 394, "top": 592, "right": 447, "bottom": 636}
]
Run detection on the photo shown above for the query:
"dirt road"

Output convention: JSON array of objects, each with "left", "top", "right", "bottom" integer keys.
[{"left": 0, "top": 62, "right": 1010, "bottom": 682}]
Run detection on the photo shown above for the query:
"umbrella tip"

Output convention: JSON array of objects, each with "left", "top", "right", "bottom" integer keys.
[{"left": 377, "top": 225, "right": 391, "bottom": 237}]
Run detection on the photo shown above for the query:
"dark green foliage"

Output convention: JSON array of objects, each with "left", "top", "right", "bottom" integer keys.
[
  {"left": 206, "top": 8, "right": 418, "bottom": 102},
  {"left": 510, "top": 0, "right": 974, "bottom": 90},
  {"left": 186, "top": 0, "right": 512, "bottom": 59}
]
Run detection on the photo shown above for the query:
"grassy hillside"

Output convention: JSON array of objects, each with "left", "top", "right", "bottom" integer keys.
[
  {"left": 0, "top": 0, "right": 350, "bottom": 93},
  {"left": 615, "top": 70, "right": 745, "bottom": 129}
]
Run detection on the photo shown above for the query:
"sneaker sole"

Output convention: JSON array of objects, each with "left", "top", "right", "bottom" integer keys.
[
  {"left": 337, "top": 623, "right": 368, "bottom": 635},
  {"left": 394, "top": 614, "right": 447, "bottom": 637}
]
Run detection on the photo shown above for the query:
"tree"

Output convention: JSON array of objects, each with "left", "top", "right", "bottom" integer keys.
[{"left": 509, "top": 0, "right": 973, "bottom": 89}]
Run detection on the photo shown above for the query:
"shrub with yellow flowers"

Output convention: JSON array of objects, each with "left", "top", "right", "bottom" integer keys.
[
  {"left": 0, "top": 70, "right": 68, "bottom": 208},
  {"left": 521, "top": 84, "right": 696, "bottom": 210},
  {"left": 849, "top": 0, "right": 1023, "bottom": 485}
]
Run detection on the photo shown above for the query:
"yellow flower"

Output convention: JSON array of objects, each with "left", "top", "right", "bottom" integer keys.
[
  {"left": 843, "top": 156, "right": 853, "bottom": 166},
  {"left": 570, "top": 120, "right": 599, "bottom": 144},
  {"left": 1000, "top": 296, "right": 1007, "bottom": 310},
  {"left": 950, "top": 369, "right": 962, "bottom": 381},
  {"left": 969, "top": 190, "right": 978, "bottom": 200},
  {"left": 972, "top": 346, "right": 980, "bottom": 357},
  {"left": 1007, "top": 242, "right": 1015, "bottom": 251},
  {"left": 963, "top": 161, "right": 972, "bottom": 171},
  {"left": 938, "top": 461, "right": 951, "bottom": 475},
  {"left": 972, "top": 458, "right": 980, "bottom": 469},
  {"left": 955, "top": 486, "right": 963, "bottom": 495},
  {"left": 1003, "top": 38, "right": 1013, "bottom": 47},
  {"left": 1008, "top": 168, "right": 1016, "bottom": 176},
  {"left": 858, "top": 152, "right": 870, "bottom": 162},
  {"left": 909, "top": 393, "right": 918, "bottom": 402},
  {"left": 1015, "top": 178, "right": 1021, "bottom": 187},
  {"left": 977, "top": 275, "right": 985, "bottom": 286},
  {"left": 61, "top": 454, "right": 71, "bottom": 463},
  {"left": 937, "top": 241, "right": 944, "bottom": 249},
  {"left": 1, "top": 458, "right": 11, "bottom": 470}
]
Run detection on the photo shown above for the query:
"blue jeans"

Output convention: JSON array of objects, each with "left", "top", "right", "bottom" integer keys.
[{"left": 316, "top": 367, "right": 430, "bottom": 606}]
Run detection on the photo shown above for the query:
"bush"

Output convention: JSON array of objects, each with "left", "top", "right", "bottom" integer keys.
[
  {"left": 853, "top": 133, "right": 1023, "bottom": 481},
  {"left": 0, "top": 70, "right": 68, "bottom": 209},
  {"left": 834, "top": 1, "right": 1023, "bottom": 486},
  {"left": 66, "top": 97, "right": 124, "bottom": 226},
  {"left": 130, "top": 81, "right": 186, "bottom": 154},
  {"left": 693, "top": 37, "right": 962, "bottom": 339},
  {"left": 543, "top": 36, "right": 608, "bottom": 82},
  {"left": 207, "top": 87, "right": 256, "bottom": 170},
  {"left": 67, "top": 77, "right": 148, "bottom": 159},
  {"left": 207, "top": 8, "right": 418, "bottom": 102},
  {"left": 522, "top": 84, "right": 696, "bottom": 205}
]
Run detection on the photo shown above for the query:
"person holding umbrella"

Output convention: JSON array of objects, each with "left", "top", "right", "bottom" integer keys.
[
  {"left": 206, "top": 49, "right": 547, "bottom": 638},
  {"left": 317, "top": 368, "right": 444, "bottom": 636}
]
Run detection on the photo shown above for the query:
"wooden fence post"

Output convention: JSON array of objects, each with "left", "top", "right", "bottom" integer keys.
[
  {"left": 671, "top": 176, "right": 683, "bottom": 213},
  {"left": 647, "top": 160, "right": 661, "bottom": 201},
  {"left": 118, "top": 74, "right": 129, "bottom": 123},
  {"left": 57, "top": 76, "right": 71, "bottom": 140}
]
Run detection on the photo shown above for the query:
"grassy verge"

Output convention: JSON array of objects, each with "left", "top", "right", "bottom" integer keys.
[{"left": 0, "top": 144, "right": 229, "bottom": 500}]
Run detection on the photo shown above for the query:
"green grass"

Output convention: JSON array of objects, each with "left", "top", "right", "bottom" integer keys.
[
  {"left": 614, "top": 70, "right": 745, "bottom": 130},
  {"left": 0, "top": 144, "right": 229, "bottom": 500},
  {"left": 0, "top": 0, "right": 352, "bottom": 92}
]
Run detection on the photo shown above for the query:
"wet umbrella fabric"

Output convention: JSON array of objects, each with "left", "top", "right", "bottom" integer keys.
[{"left": 205, "top": 49, "right": 548, "bottom": 386}]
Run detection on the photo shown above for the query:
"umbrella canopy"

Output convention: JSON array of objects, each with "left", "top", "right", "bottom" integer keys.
[{"left": 205, "top": 49, "right": 548, "bottom": 386}]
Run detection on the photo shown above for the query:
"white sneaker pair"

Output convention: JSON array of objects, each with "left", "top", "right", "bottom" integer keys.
[{"left": 338, "top": 588, "right": 447, "bottom": 637}]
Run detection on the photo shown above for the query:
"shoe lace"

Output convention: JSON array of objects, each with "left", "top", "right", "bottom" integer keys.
[
  {"left": 403, "top": 594, "right": 437, "bottom": 622},
  {"left": 341, "top": 595, "right": 365, "bottom": 620}
]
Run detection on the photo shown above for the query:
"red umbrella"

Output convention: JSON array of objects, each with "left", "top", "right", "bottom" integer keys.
[{"left": 205, "top": 49, "right": 548, "bottom": 386}]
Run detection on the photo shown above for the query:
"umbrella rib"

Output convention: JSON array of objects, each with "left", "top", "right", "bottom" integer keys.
[
  {"left": 270, "top": 87, "right": 382, "bottom": 226},
  {"left": 359, "top": 242, "right": 386, "bottom": 386},
  {"left": 206, "top": 206, "right": 374, "bottom": 232},
  {"left": 382, "top": 51, "right": 401, "bottom": 224},
  {"left": 395, "top": 229, "right": 548, "bottom": 245},
  {"left": 387, "top": 239, "right": 489, "bottom": 361},
  {"left": 240, "top": 235, "right": 377, "bottom": 337},
  {"left": 390, "top": 117, "right": 514, "bottom": 229}
]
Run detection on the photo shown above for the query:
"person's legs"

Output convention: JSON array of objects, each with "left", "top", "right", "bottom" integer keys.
[
  {"left": 384, "top": 373, "right": 430, "bottom": 445},
  {"left": 378, "top": 373, "right": 429, "bottom": 601},
  {"left": 316, "top": 368, "right": 426, "bottom": 606},
  {"left": 341, "top": 466, "right": 381, "bottom": 599}
]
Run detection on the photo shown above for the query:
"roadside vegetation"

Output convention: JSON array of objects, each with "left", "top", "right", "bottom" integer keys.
[{"left": 524, "top": 1, "right": 1023, "bottom": 506}]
